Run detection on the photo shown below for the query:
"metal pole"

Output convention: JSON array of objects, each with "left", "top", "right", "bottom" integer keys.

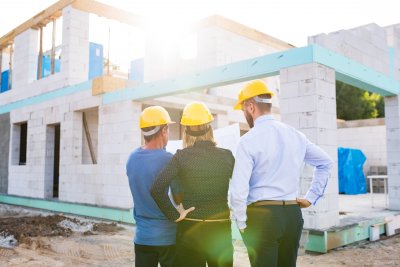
[
  {"left": 8, "top": 44, "right": 13, "bottom": 90},
  {"left": 38, "top": 26, "right": 43, "bottom": 79},
  {"left": 51, "top": 19, "right": 56, "bottom": 75}
]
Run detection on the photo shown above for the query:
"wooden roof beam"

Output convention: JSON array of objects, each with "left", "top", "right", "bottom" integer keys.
[
  {"left": 0, "top": 0, "right": 75, "bottom": 49},
  {"left": 72, "top": 0, "right": 142, "bottom": 26}
]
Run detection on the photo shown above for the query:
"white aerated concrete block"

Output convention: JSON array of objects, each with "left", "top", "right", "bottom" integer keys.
[{"left": 370, "top": 225, "right": 380, "bottom": 241}]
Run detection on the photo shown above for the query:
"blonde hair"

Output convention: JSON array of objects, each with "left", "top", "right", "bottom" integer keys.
[{"left": 182, "top": 123, "right": 216, "bottom": 148}]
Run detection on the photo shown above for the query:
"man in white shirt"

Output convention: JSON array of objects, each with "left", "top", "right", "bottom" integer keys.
[{"left": 229, "top": 80, "right": 333, "bottom": 267}]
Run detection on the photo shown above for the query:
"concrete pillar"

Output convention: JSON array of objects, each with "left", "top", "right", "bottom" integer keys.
[
  {"left": 61, "top": 5, "right": 90, "bottom": 85},
  {"left": 280, "top": 63, "right": 339, "bottom": 230},
  {"left": 384, "top": 96, "right": 400, "bottom": 210},
  {"left": 12, "top": 29, "right": 39, "bottom": 89}
]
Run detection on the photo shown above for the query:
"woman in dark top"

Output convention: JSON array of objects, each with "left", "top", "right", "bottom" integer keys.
[{"left": 151, "top": 101, "right": 234, "bottom": 267}]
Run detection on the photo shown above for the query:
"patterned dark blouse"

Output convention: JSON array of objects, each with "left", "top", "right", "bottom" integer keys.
[{"left": 151, "top": 140, "right": 235, "bottom": 221}]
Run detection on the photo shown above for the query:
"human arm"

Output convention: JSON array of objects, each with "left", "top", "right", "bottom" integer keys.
[
  {"left": 151, "top": 155, "right": 194, "bottom": 221},
  {"left": 302, "top": 140, "right": 334, "bottom": 205},
  {"left": 229, "top": 141, "right": 254, "bottom": 231}
]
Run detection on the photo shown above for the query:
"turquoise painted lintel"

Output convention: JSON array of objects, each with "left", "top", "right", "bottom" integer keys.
[
  {"left": 103, "top": 44, "right": 400, "bottom": 105},
  {"left": 0, "top": 194, "right": 135, "bottom": 224},
  {"left": 102, "top": 46, "right": 315, "bottom": 104},
  {"left": 1, "top": 45, "right": 399, "bottom": 113},
  {"left": 312, "top": 44, "right": 400, "bottom": 95},
  {"left": 0, "top": 80, "right": 93, "bottom": 115}
]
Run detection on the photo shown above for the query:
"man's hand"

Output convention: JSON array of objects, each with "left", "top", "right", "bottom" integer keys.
[
  {"left": 296, "top": 198, "right": 311, "bottom": 208},
  {"left": 175, "top": 203, "right": 195, "bottom": 222},
  {"left": 239, "top": 228, "right": 246, "bottom": 234}
]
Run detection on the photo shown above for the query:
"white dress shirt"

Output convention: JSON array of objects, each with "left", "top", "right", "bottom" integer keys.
[{"left": 229, "top": 114, "right": 333, "bottom": 229}]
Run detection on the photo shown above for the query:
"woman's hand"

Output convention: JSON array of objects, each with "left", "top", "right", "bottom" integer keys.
[{"left": 175, "top": 204, "right": 195, "bottom": 222}]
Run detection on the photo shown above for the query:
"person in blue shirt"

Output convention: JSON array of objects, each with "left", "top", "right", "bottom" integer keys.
[
  {"left": 229, "top": 80, "right": 334, "bottom": 267},
  {"left": 126, "top": 106, "right": 192, "bottom": 267}
]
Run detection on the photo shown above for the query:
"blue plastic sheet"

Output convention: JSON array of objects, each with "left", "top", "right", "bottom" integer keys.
[{"left": 338, "top": 147, "right": 367, "bottom": 194}]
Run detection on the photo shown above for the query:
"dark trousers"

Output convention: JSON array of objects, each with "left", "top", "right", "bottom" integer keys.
[
  {"left": 241, "top": 205, "right": 304, "bottom": 267},
  {"left": 176, "top": 220, "right": 233, "bottom": 267},
  {"left": 134, "top": 243, "right": 177, "bottom": 267}
]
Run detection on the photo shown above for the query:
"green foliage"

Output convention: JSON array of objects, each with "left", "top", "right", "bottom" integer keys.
[{"left": 336, "top": 81, "right": 385, "bottom": 120}]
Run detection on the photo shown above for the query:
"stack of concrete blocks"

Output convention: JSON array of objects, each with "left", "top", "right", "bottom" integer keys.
[
  {"left": 308, "top": 23, "right": 390, "bottom": 75},
  {"left": 280, "top": 63, "right": 339, "bottom": 229}
]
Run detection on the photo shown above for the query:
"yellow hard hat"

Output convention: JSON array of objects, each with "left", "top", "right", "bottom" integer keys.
[
  {"left": 180, "top": 102, "right": 214, "bottom": 126},
  {"left": 234, "top": 80, "right": 274, "bottom": 110},
  {"left": 140, "top": 106, "right": 174, "bottom": 128}
]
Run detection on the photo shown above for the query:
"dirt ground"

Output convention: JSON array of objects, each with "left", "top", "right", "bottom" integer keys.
[{"left": 1, "top": 205, "right": 400, "bottom": 266}]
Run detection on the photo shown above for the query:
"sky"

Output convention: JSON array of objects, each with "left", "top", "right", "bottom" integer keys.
[{"left": 0, "top": 0, "right": 399, "bottom": 47}]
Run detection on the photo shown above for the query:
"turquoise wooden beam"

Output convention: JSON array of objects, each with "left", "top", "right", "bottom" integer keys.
[
  {"left": 103, "top": 46, "right": 315, "bottom": 104},
  {"left": 0, "top": 80, "right": 92, "bottom": 115},
  {"left": 0, "top": 194, "right": 134, "bottom": 224},
  {"left": 103, "top": 44, "right": 400, "bottom": 104},
  {"left": 313, "top": 45, "right": 399, "bottom": 96},
  {"left": 1, "top": 45, "right": 399, "bottom": 115}
]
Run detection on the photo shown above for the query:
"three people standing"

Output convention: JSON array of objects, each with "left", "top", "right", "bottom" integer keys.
[{"left": 127, "top": 79, "right": 333, "bottom": 267}]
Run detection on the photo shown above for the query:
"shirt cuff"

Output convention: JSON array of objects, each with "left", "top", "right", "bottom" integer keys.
[
  {"left": 236, "top": 220, "right": 247, "bottom": 230},
  {"left": 305, "top": 190, "right": 320, "bottom": 205}
]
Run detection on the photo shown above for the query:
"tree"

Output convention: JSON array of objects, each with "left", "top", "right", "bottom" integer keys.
[{"left": 336, "top": 81, "right": 385, "bottom": 120}]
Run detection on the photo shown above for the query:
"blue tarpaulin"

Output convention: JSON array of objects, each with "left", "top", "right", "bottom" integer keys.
[{"left": 338, "top": 147, "right": 367, "bottom": 194}]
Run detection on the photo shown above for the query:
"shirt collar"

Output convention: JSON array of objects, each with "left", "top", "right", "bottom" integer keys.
[
  {"left": 193, "top": 140, "right": 216, "bottom": 147},
  {"left": 254, "top": 114, "right": 274, "bottom": 126}
]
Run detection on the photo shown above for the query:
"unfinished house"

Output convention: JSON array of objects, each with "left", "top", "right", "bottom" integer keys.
[
  {"left": 1, "top": 0, "right": 400, "bottom": 253},
  {"left": 0, "top": 1, "right": 291, "bottom": 208}
]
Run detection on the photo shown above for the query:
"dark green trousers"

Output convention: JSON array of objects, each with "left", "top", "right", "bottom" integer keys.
[
  {"left": 134, "top": 243, "right": 177, "bottom": 267},
  {"left": 176, "top": 220, "right": 233, "bottom": 267},
  {"left": 241, "top": 204, "right": 304, "bottom": 267}
]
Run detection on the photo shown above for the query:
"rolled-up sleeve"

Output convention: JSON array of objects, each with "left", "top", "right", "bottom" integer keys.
[
  {"left": 229, "top": 139, "right": 254, "bottom": 229},
  {"left": 303, "top": 140, "right": 334, "bottom": 205}
]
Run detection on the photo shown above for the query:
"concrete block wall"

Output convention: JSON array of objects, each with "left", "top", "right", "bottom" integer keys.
[
  {"left": 308, "top": 23, "right": 390, "bottom": 75},
  {"left": 8, "top": 110, "right": 47, "bottom": 198},
  {"left": 280, "top": 63, "right": 339, "bottom": 230},
  {"left": 384, "top": 96, "right": 400, "bottom": 210},
  {"left": 7, "top": 87, "right": 139, "bottom": 209},
  {"left": 0, "top": 113, "right": 10, "bottom": 193},
  {"left": 81, "top": 108, "right": 98, "bottom": 164},
  {"left": 12, "top": 29, "right": 39, "bottom": 90},
  {"left": 385, "top": 24, "right": 400, "bottom": 80},
  {"left": 61, "top": 6, "right": 90, "bottom": 85},
  {"left": 337, "top": 122, "right": 387, "bottom": 173},
  {"left": 0, "top": 4, "right": 91, "bottom": 108},
  {"left": 59, "top": 99, "right": 140, "bottom": 208}
]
